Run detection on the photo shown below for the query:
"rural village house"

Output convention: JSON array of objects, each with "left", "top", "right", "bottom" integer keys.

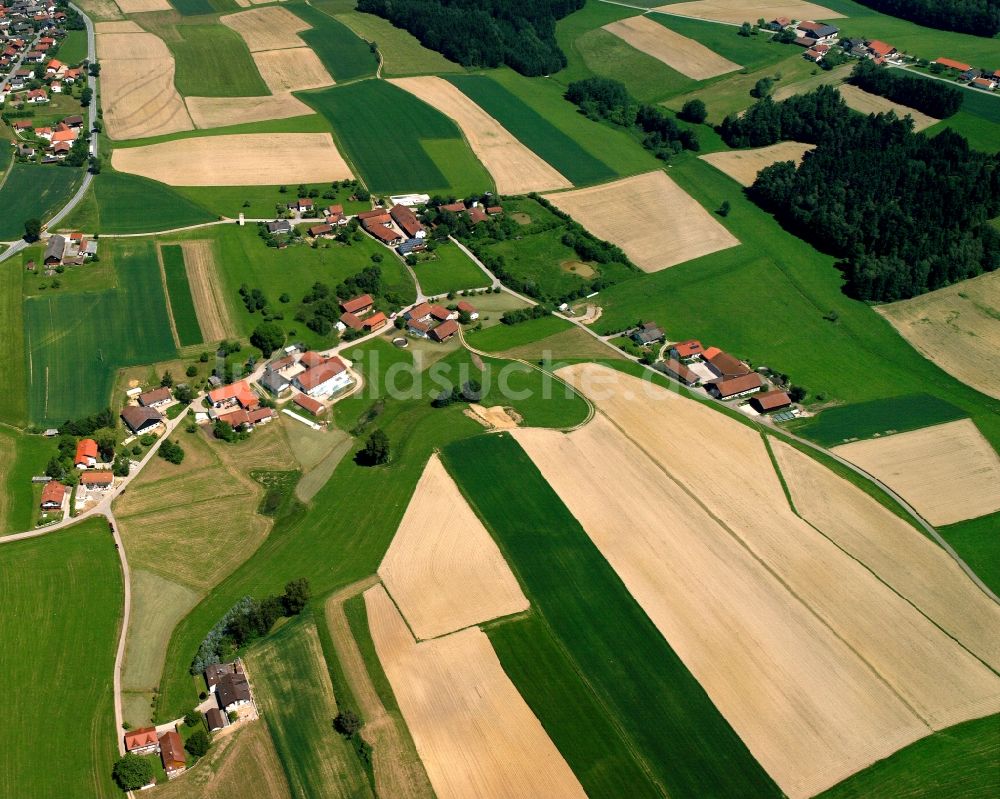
[
  {"left": 74, "top": 437, "right": 97, "bottom": 468},
  {"left": 159, "top": 730, "right": 186, "bottom": 779},
  {"left": 123, "top": 727, "right": 160, "bottom": 756},
  {"left": 39, "top": 480, "right": 65, "bottom": 510},
  {"left": 121, "top": 405, "right": 164, "bottom": 435}
]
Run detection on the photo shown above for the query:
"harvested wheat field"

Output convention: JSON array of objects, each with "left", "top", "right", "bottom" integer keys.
[
  {"left": 78, "top": 0, "right": 123, "bottom": 20},
  {"left": 771, "top": 440, "right": 1000, "bottom": 669},
  {"left": 112, "top": 133, "right": 353, "bottom": 186},
  {"left": 832, "top": 419, "right": 1000, "bottom": 526},
  {"left": 379, "top": 455, "right": 528, "bottom": 639},
  {"left": 512, "top": 363, "right": 1000, "bottom": 797},
  {"left": 700, "top": 142, "right": 814, "bottom": 187},
  {"left": 154, "top": 723, "right": 291, "bottom": 799},
  {"left": 221, "top": 7, "right": 308, "bottom": 52},
  {"left": 96, "top": 30, "right": 193, "bottom": 139},
  {"left": 838, "top": 84, "right": 939, "bottom": 130},
  {"left": 179, "top": 240, "right": 238, "bottom": 343},
  {"left": 604, "top": 15, "right": 739, "bottom": 79},
  {"left": 115, "top": 0, "right": 171, "bottom": 12},
  {"left": 95, "top": 20, "right": 143, "bottom": 34},
  {"left": 365, "top": 584, "right": 587, "bottom": 799},
  {"left": 389, "top": 77, "right": 571, "bottom": 194},
  {"left": 543, "top": 171, "right": 738, "bottom": 272},
  {"left": 186, "top": 94, "right": 315, "bottom": 130},
  {"left": 651, "top": 1, "right": 843, "bottom": 24},
  {"left": 463, "top": 404, "right": 522, "bottom": 430},
  {"left": 253, "top": 47, "right": 334, "bottom": 93},
  {"left": 875, "top": 270, "right": 1000, "bottom": 400}
]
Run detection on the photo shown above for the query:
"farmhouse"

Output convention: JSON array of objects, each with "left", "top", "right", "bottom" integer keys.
[
  {"left": 655, "top": 358, "right": 699, "bottom": 386},
  {"left": 703, "top": 348, "right": 751, "bottom": 378},
  {"left": 671, "top": 339, "right": 703, "bottom": 359},
  {"left": 205, "top": 707, "right": 226, "bottom": 732},
  {"left": 324, "top": 204, "right": 347, "bottom": 225},
  {"left": 430, "top": 319, "right": 459, "bottom": 342},
  {"left": 631, "top": 321, "right": 664, "bottom": 345},
  {"left": 935, "top": 57, "right": 972, "bottom": 72},
  {"left": 439, "top": 201, "right": 466, "bottom": 213},
  {"left": 74, "top": 438, "right": 98, "bottom": 469},
  {"left": 430, "top": 304, "right": 456, "bottom": 322},
  {"left": 971, "top": 76, "right": 997, "bottom": 91},
  {"left": 405, "top": 302, "right": 433, "bottom": 322},
  {"left": 340, "top": 294, "right": 373, "bottom": 316},
  {"left": 468, "top": 206, "right": 488, "bottom": 224},
  {"left": 265, "top": 219, "right": 292, "bottom": 235},
  {"left": 159, "top": 730, "right": 186, "bottom": 779},
  {"left": 795, "top": 21, "right": 839, "bottom": 42},
  {"left": 289, "top": 198, "right": 313, "bottom": 213},
  {"left": 121, "top": 405, "right": 165, "bottom": 435},
  {"left": 43, "top": 235, "right": 65, "bottom": 265},
  {"left": 208, "top": 380, "right": 258, "bottom": 411},
  {"left": 457, "top": 300, "right": 479, "bottom": 320},
  {"left": 39, "top": 480, "right": 65, "bottom": 510},
  {"left": 138, "top": 387, "right": 172, "bottom": 408},
  {"left": 293, "top": 393, "right": 326, "bottom": 416},
  {"left": 364, "top": 311, "right": 389, "bottom": 332},
  {"left": 216, "top": 406, "right": 276, "bottom": 430},
  {"left": 299, "top": 351, "right": 327, "bottom": 369},
  {"left": 294, "top": 355, "right": 352, "bottom": 397},
  {"left": 706, "top": 372, "right": 764, "bottom": 399},
  {"left": 205, "top": 661, "right": 243, "bottom": 693},
  {"left": 123, "top": 727, "right": 160, "bottom": 756},
  {"left": 308, "top": 223, "right": 333, "bottom": 238},
  {"left": 390, "top": 203, "right": 425, "bottom": 238},
  {"left": 750, "top": 389, "right": 792, "bottom": 413},
  {"left": 259, "top": 367, "right": 290, "bottom": 395},
  {"left": 866, "top": 39, "right": 898, "bottom": 60},
  {"left": 216, "top": 671, "right": 253, "bottom": 713},
  {"left": 339, "top": 312, "right": 363, "bottom": 331},
  {"left": 408, "top": 318, "right": 432, "bottom": 338},
  {"left": 364, "top": 222, "right": 404, "bottom": 246},
  {"left": 80, "top": 471, "right": 114, "bottom": 489}
]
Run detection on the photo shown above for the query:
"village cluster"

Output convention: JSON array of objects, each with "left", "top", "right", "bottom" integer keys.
[
  {"left": 122, "top": 660, "right": 257, "bottom": 785},
  {"left": 764, "top": 14, "right": 1000, "bottom": 85},
  {"left": 628, "top": 322, "right": 798, "bottom": 418}
]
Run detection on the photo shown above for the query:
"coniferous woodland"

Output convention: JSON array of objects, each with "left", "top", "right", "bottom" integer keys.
[
  {"left": 721, "top": 86, "right": 1000, "bottom": 302},
  {"left": 355, "top": 0, "right": 584, "bottom": 75},
  {"left": 853, "top": 0, "right": 1000, "bottom": 37},
  {"left": 849, "top": 61, "right": 963, "bottom": 119}
]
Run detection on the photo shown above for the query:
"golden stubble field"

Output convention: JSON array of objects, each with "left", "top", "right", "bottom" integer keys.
[
  {"left": 603, "top": 15, "right": 740, "bottom": 79},
  {"left": 838, "top": 84, "right": 940, "bottom": 131},
  {"left": 651, "top": 0, "right": 844, "bottom": 24},
  {"left": 832, "top": 419, "right": 1000, "bottom": 526},
  {"left": 365, "top": 584, "right": 588, "bottom": 799},
  {"left": 221, "top": 6, "right": 308, "bottom": 52},
  {"left": 875, "top": 269, "right": 1000, "bottom": 400},
  {"left": 178, "top": 240, "right": 239, "bottom": 343},
  {"left": 185, "top": 94, "right": 315, "bottom": 130},
  {"left": 700, "top": 141, "right": 814, "bottom": 186},
  {"left": 388, "top": 77, "right": 572, "bottom": 194},
  {"left": 543, "top": 171, "right": 739, "bottom": 272},
  {"left": 511, "top": 363, "right": 1000, "bottom": 798},
  {"left": 252, "top": 47, "right": 334, "bottom": 93},
  {"left": 378, "top": 455, "right": 528, "bottom": 640}
]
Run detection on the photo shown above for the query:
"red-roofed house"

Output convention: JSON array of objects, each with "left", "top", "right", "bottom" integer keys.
[
  {"left": 866, "top": 40, "right": 896, "bottom": 59},
  {"left": 430, "top": 319, "right": 459, "bottom": 342},
  {"left": 671, "top": 339, "right": 703, "bottom": 359},
  {"left": 971, "top": 76, "right": 997, "bottom": 90},
  {"left": 363, "top": 311, "right": 388, "bottom": 332},
  {"left": 706, "top": 373, "right": 764, "bottom": 400},
  {"left": 357, "top": 208, "right": 388, "bottom": 220},
  {"left": 294, "top": 357, "right": 351, "bottom": 397},
  {"left": 439, "top": 202, "right": 465, "bottom": 213},
  {"left": 390, "top": 204, "right": 425, "bottom": 239},
  {"left": 429, "top": 305, "right": 455, "bottom": 322},
  {"left": 340, "top": 312, "right": 363, "bottom": 331},
  {"left": 935, "top": 57, "right": 972, "bottom": 72},
  {"left": 750, "top": 389, "right": 792, "bottom": 413},
  {"left": 75, "top": 438, "right": 98, "bottom": 469},
  {"left": 365, "top": 224, "right": 404, "bottom": 246},
  {"left": 293, "top": 393, "right": 326, "bottom": 416},
  {"left": 299, "top": 351, "right": 327, "bottom": 369},
  {"left": 81, "top": 471, "right": 114, "bottom": 489},
  {"left": 289, "top": 198, "right": 313, "bottom": 212},
  {"left": 124, "top": 727, "right": 160, "bottom": 755},
  {"left": 340, "top": 294, "right": 374, "bottom": 315},
  {"left": 40, "top": 481, "right": 66, "bottom": 510},
  {"left": 325, "top": 204, "right": 346, "bottom": 225},
  {"left": 407, "top": 318, "right": 432, "bottom": 338},
  {"left": 456, "top": 300, "right": 478, "bottom": 320},
  {"left": 405, "top": 302, "right": 432, "bottom": 322},
  {"left": 208, "top": 380, "right": 258, "bottom": 411},
  {"left": 160, "top": 730, "right": 187, "bottom": 779},
  {"left": 26, "top": 88, "right": 47, "bottom": 103},
  {"left": 468, "top": 206, "right": 488, "bottom": 224}
]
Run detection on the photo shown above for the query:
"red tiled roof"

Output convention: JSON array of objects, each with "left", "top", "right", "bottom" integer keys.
[
  {"left": 299, "top": 351, "right": 326, "bottom": 368},
  {"left": 752, "top": 389, "right": 792, "bottom": 411},
  {"left": 208, "top": 380, "right": 258, "bottom": 409},
  {"left": 429, "top": 305, "right": 451, "bottom": 321},
  {"left": 340, "top": 312, "right": 363, "bottom": 330},
  {"left": 408, "top": 318, "right": 432, "bottom": 334},
  {"left": 439, "top": 202, "right": 465, "bottom": 213},
  {"left": 160, "top": 730, "right": 186, "bottom": 770},
  {"left": 75, "top": 438, "right": 97, "bottom": 463},
  {"left": 709, "top": 373, "right": 763, "bottom": 397},
  {"left": 363, "top": 311, "right": 388, "bottom": 330},
  {"left": 390, "top": 204, "right": 423, "bottom": 238},
  {"left": 340, "top": 294, "right": 373, "bottom": 314},
  {"left": 308, "top": 223, "right": 333, "bottom": 237},
  {"left": 672, "top": 339, "right": 703, "bottom": 358},
  {"left": 659, "top": 358, "right": 697, "bottom": 383},
  {"left": 407, "top": 302, "right": 432, "bottom": 320},
  {"left": 357, "top": 208, "right": 388, "bottom": 219},
  {"left": 468, "top": 206, "right": 488, "bottom": 224},
  {"left": 936, "top": 57, "right": 971, "bottom": 71},
  {"left": 361, "top": 214, "right": 392, "bottom": 228},
  {"left": 365, "top": 224, "right": 403, "bottom": 244},
  {"left": 701, "top": 346, "right": 721, "bottom": 360},
  {"left": 124, "top": 727, "right": 158, "bottom": 751},
  {"left": 293, "top": 393, "right": 325, "bottom": 415},
  {"left": 456, "top": 300, "right": 476, "bottom": 313},
  {"left": 707, "top": 350, "right": 751, "bottom": 378},
  {"left": 297, "top": 358, "right": 347, "bottom": 391},
  {"left": 81, "top": 471, "right": 113, "bottom": 486},
  {"left": 430, "top": 319, "right": 459, "bottom": 342},
  {"left": 867, "top": 40, "right": 894, "bottom": 56},
  {"left": 972, "top": 77, "right": 996, "bottom": 88},
  {"left": 40, "top": 481, "right": 65, "bottom": 506}
]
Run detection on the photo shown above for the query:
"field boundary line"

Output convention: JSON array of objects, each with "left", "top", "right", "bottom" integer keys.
[{"left": 155, "top": 243, "right": 182, "bottom": 349}]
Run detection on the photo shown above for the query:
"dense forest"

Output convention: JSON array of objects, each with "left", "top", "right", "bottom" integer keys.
[
  {"left": 849, "top": 61, "right": 963, "bottom": 119},
  {"left": 565, "top": 77, "right": 698, "bottom": 158},
  {"left": 721, "top": 86, "right": 1000, "bottom": 301},
  {"left": 355, "top": 0, "right": 584, "bottom": 75},
  {"left": 853, "top": 0, "right": 1000, "bottom": 37}
]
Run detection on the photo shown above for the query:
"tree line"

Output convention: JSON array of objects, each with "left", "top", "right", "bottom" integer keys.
[
  {"left": 849, "top": 60, "right": 962, "bottom": 118},
  {"left": 852, "top": 0, "right": 1000, "bottom": 37},
  {"left": 356, "top": 0, "right": 584, "bottom": 76},
  {"left": 722, "top": 86, "right": 1000, "bottom": 301}
]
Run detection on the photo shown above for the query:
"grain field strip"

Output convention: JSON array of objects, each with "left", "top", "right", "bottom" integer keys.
[
  {"left": 180, "top": 240, "right": 236, "bottom": 343},
  {"left": 155, "top": 244, "right": 182, "bottom": 349}
]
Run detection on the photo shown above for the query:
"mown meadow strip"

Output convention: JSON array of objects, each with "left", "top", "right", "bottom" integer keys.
[
  {"left": 161, "top": 244, "right": 204, "bottom": 346},
  {"left": 441, "top": 433, "right": 780, "bottom": 799}
]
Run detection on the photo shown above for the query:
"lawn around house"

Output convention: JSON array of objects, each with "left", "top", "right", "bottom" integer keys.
[
  {"left": 0, "top": 518, "right": 123, "bottom": 799},
  {"left": 413, "top": 242, "right": 491, "bottom": 297}
]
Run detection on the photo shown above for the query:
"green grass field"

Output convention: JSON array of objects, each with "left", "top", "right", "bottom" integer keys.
[
  {"left": 789, "top": 394, "right": 967, "bottom": 446},
  {"left": 0, "top": 164, "right": 82, "bottom": 239},
  {"left": 169, "top": 23, "right": 269, "bottom": 98},
  {"left": 0, "top": 246, "right": 26, "bottom": 424},
  {"left": 172, "top": 182, "right": 368, "bottom": 221},
  {"left": 648, "top": 12, "right": 793, "bottom": 72},
  {"left": 160, "top": 244, "right": 204, "bottom": 346},
  {"left": 77, "top": 171, "right": 216, "bottom": 235},
  {"left": 0, "top": 429, "right": 54, "bottom": 532},
  {"left": 441, "top": 433, "right": 779, "bottom": 798},
  {"left": 475, "top": 354, "right": 591, "bottom": 428},
  {"left": 303, "top": 80, "right": 493, "bottom": 196},
  {"left": 25, "top": 238, "right": 177, "bottom": 423},
  {"left": 246, "top": 615, "right": 373, "bottom": 798},
  {"left": 469, "top": 314, "right": 575, "bottom": 352},
  {"left": 446, "top": 74, "right": 617, "bottom": 185},
  {"left": 56, "top": 29, "right": 89, "bottom": 65},
  {"left": 168, "top": 0, "right": 217, "bottom": 15},
  {"left": 288, "top": 0, "right": 379, "bottom": 82},
  {"left": 937, "top": 513, "right": 1000, "bottom": 597},
  {"left": 413, "top": 242, "right": 490, "bottom": 297},
  {"left": 0, "top": 518, "right": 122, "bottom": 798},
  {"left": 818, "top": 714, "right": 1000, "bottom": 798}
]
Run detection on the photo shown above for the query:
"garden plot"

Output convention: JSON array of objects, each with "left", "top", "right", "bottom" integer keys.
[
  {"left": 512, "top": 363, "right": 1000, "bottom": 798},
  {"left": 253, "top": 47, "right": 334, "bottom": 93},
  {"left": 221, "top": 6, "right": 309, "bottom": 52},
  {"left": 96, "top": 30, "right": 193, "bottom": 139},
  {"left": 388, "top": 77, "right": 571, "bottom": 194},
  {"left": 700, "top": 141, "right": 813, "bottom": 186},
  {"left": 839, "top": 84, "right": 939, "bottom": 131},
  {"left": 365, "top": 584, "right": 588, "bottom": 799},
  {"left": 770, "top": 440, "right": 1000, "bottom": 669},
  {"left": 875, "top": 269, "right": 1000, "bottom": 400},
  {"left": 651, "top": 1, "right": 843, "bottom": 24},
  {"left": 603, "top": 15, "right": 739, "bottom": 80},
  {"left": 185, "top": 94, "right": 315, "bottom": 129},
  {"left": 378, "top": 455, "right": 528, "bottom": 640},
  {"left": 112, "top": 133, "right": 353, "bottom": 186},
  {"left": 542, "top": 171, "right": 738, "bottom": 272},
  {"left": 832, "top": 419, "right": 1000, "bottom": 526}
]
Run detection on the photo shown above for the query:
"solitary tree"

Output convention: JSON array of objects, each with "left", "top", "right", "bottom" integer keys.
[
  {"left": 789, "top": 385, "right": 807, "bottom": 403},
  {"left": 24, "top": 218, "right": 41, "bottom": 242},
  {"left": 678, "top": 98, "right": 707, "bottom": 124},
  {"left": 717, "top": 200, "right": 731, "bottom": 217},
  {"left": 751, "top": 77, "right": 774, "bottom": 99},
  {"left": 250, "top": 322, "right": 285, "bottom": 356},
  {"left": 282, "top": 578, "right": 311, "bottom": 615},
  {"left": 359, "top": 429, "right": 390, "bottom": 466},
  {"left": 185, "top": 729, "right": 210, "bottom": 757},
  {"left": 333, "top": 710, "right": 362, "bottom": 738},
  {"left": 112, "top": 754, "right": 153, "bottom": 791}
]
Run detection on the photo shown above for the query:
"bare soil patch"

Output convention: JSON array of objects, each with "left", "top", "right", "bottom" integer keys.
[
  {"left": 561, "top": 259, "right": 595, "bottom": 278},
  {"left": 95, "top": 20, "right": 144, "bottom": 34},
  {"left": 388, "top": 77, "right": 572, "bottom": 194},
  {"left": 700, "top": 141, "right": 814, "bottom": 187},
  {"left": 115, "top": 0, "right": 171, "bottom": 12},
  {"left": 180, "top": 239, "right": 238, "bottom": 342},
  {"left": 112, "top": 132, "right": 352, "bottom": 186},
  {"left": 838, "top": 84, "right": 939, "bottom": 131},
  {"left": 96, "top": 30, "right": 193, "bottom": 140},
  {"left": 604, "top": 15, "right": 739, "bottom": 79},
  {"left": 79, "top": 0, "right": 124, "bottom": 20},
  {"left": 365, "top": 584, "right": 588, "bottom": 799},
  {"left": 379, "top": 455, "right": 528, "bottom": 639},
  {"left": 253, "top": 47, "right": 334, "bottom": 93},
  {"left": 543, "top": 171, "right": 739, "bottom": 272},
  {"left": 463, "top": 404, "right": 522, "bottom": 430},
  {"left": 514, "top": 363, "right": 1000, "bottom": 797},
  {"left": 832, "top": 419, "right": 1000, "bottom": 526},
  {"left": 875, "top": 269, "right": 1000, "bottom": 400},
  {"left": 221, "top": 7, "right": 308, "bottom": 52},
  {"left": 652, "top": 1, "right": 844, "bottom": 24},
  {"left": 186, "top": 94, "right": 315, "bottom": 130},
  {"left": 771, "top": 440, "right": 1000, "bottom": 670}
]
